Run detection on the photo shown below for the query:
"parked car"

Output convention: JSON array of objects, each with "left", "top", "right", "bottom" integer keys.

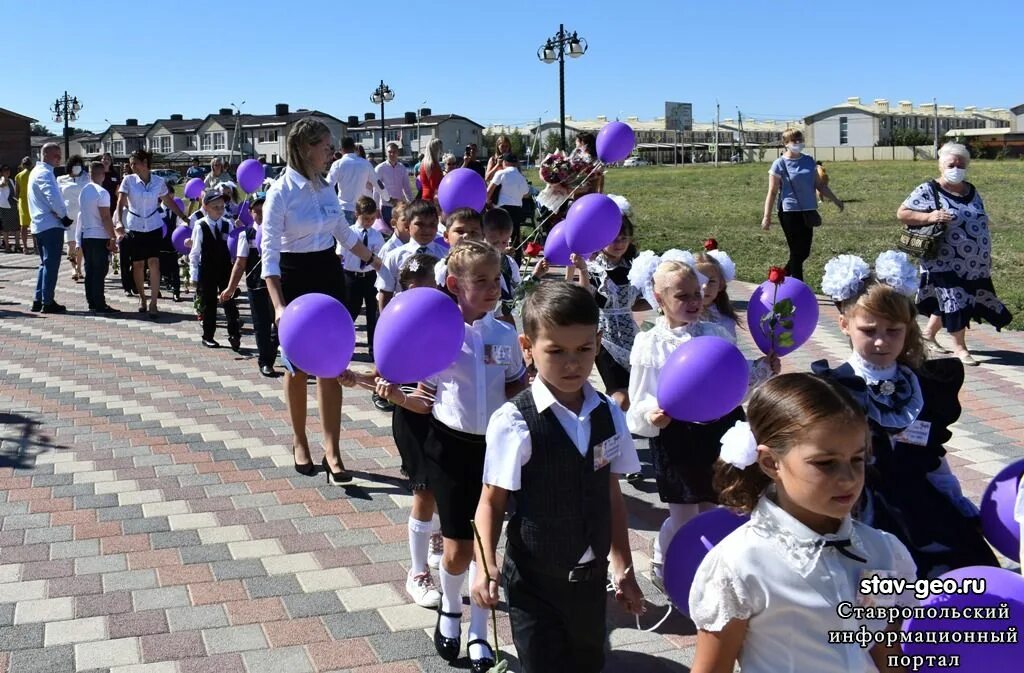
[
  {"left": 622, "top": 157, "right": 650, "bottom": 167},
  {"left": 152, "top": 169, "right": 181, "bottom": 185}
]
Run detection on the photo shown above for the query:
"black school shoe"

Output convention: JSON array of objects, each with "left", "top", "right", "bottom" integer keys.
[
  {"left": 30, "top": 301, "right": 42, "bottom": 312},
  {"left": 259, "top": 365, "right": 277, "bottom": 378},
  {"left": 434, "top": 606, "right": 461, "bottom": 662},
  {"left": 41, "top": 302, "right": 67, "bottom": 314},
  {"left": 372, "top": 393, "right": 395, "bottom": 412},
  {"left": 202, "top": 338, "right": 220, "bottom": 348},
  {"left": 228, "top": 335, "right": 241, "bottom": 352}
]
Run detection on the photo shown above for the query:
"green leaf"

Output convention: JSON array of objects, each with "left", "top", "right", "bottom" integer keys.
[
  {"left": 781, "top": 320, "right": 794, "bottom": 329},
  {"left": 778, "top": 334, "right": 795, "bottom": 347},
  {"left": 775, "top": 299, "right": 794, "bottom": 314}
]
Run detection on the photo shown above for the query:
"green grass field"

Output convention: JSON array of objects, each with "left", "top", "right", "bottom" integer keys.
[{"left": 528, "top": 161, "right": 1024, "bottom": 330}]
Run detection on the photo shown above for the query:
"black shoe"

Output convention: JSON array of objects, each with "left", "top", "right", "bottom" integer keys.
[
  {"left": 321, "top": 456, "right": 353, "bottom": 485},
  {"left": 259, "top": 365, "right": 276, "bottom": 378},
  {"left": 372, "top": 393, "right": 396, "bottom": 412},
  {"left": 468, "top": 639, "right": 495, "bottom": 673},
  {"left": 434, "top": 606, "right": 462, "bottom": 662},
  {"left": 202, "top": 338, "right": 220, "bottom": 348},
  {"left": 228, "top": 335, "right": 241, "bottom": 352},
  {"left": 97, "top": 305, "right": 119, "bottom": 314},
  {"left": 625, "top": 472, "right": 644, "bottom": 484},
  {"left": 30, "top": 301, "right": 42, "bottom": 312},
  {"left": 41, "top": 302, "right": 66, "bottom": 314}
]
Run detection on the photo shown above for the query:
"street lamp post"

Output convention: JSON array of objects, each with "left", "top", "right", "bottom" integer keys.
[
  {"left": 50, "top": 91, "right": 82, "bottom": 160},
  {"left": 371, "top": 80, "right": 395, "bottom": 161},
  {"left": 537, "top": 25, "right": 587, "bottom": 151}
]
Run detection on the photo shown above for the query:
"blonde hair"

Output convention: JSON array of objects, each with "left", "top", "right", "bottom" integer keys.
[
  {"left": 695, "top": 253, "right": 740, "bottom": 327},
  {"left": 653, "top": 260, "right": 701, "bottom": 301},
  {"left": 838, "top": 281, "right": 925, "bottom": 368},
  {"left": 286, "top": 117, "right": 331, "bottom": 188},
  {"left": 421, "top": 138, "right": 443, "bottom": 176},
  {"left": 446, "top": 239, "right": 500, "bottom": 279},
  {"left": 781, "top": 128, "right": 804, "bottom": 144}
]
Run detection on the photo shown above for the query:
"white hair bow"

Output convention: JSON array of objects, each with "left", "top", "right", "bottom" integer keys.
[{"left": 719, "top": 421, "right": 759, "bottom": 469}]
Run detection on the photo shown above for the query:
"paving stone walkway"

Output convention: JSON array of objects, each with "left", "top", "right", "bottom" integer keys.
[{"left": 0, "top": 253, "right": 1021, "bottom": 672}]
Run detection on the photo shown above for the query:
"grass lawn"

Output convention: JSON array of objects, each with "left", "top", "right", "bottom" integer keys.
[{"left": 527, "top": 161, "right": 1024, "bottom": 330}]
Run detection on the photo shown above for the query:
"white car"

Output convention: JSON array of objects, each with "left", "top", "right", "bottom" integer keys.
[{"left": 622, "top": 157, "right": 650, "bottom": 167}]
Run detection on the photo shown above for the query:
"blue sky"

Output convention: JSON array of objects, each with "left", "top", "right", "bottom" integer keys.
[{"left": 11, "top": 0, "right": 1022, "bottom": 134}]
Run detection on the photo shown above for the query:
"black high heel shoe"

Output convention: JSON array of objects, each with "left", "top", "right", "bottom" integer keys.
[
  {"left": 434, "top": 605, "right": 461, "bottom": 662},
  {"left": 467, "top": 639, "right": 495, "bottom": 672},
  {"left": 294, "top": 447, "right": 315, "bottom": 476},
  {"left": 321, "top": 456, "right": 352, "bottom": 484}
]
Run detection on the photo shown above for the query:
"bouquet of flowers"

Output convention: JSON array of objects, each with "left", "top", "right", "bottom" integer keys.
[{"left": 536, "top": 149, "right": 601, "bottom": 213}]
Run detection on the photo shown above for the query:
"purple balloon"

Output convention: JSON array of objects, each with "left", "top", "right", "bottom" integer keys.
[
  {"left": 980, "top": 458, "right": 1024, "bottom": 562},
  {"left": 745, "top": 277, "right": 820, "bottom": 357},
  {"left": 173, "top": 197, "right": 185, "bottom": 213},
  {"left": 664, "top": 508, "right": 749, "bottom": 613},
  {"left": 237, "top": 201, "right": 253, "bottom": 228},
  {"left": 434, "top": 235, "right": 450, "bottom": 251},
  {"left": 903, "top": 566, "right": 1024, "bottom": 671},
  {"left": 184, "top": 177, "right": 204, "bottom": 200},
  {"left": 171, "top": 226, "right": 191, "bottom": 255},
  {"left": 542, "top": 222, "right": 572, "bottom": 266},
  {"left": 563, "top": 193, "right": 622, "bottom": 255},
  {"left": 657, "top": 336, "right": 749, "bottom": 422},
  {"left": 596, "top": 121, "right": 636, "bottom": 164},
  {"left": 226, "top": 226, "right": 248, "bottom": 261},
  {"left": 278, "top": 293, "right": 356, "bottom": 378},
  {"left": 236, "top": 159, "right": 265, "bottom": 194},
  {"left": 254, "top": 226, "right": 263, "bottom": 254},
  {"left": 372, "top": 218, "right": 392, "bottom": 235},
  {"left": 374, "top": 287, "right": 465, "bottom": 383},
  {"left": 437, "top": 168, "right": 486, "bottom": 213}
]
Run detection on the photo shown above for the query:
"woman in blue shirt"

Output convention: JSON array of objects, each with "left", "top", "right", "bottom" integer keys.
[{"left": 760, "top": 129, "right": 843, "bottom": 280}]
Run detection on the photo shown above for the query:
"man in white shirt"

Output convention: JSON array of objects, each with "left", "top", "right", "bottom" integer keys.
[
  {"left": 487, "top": 153, "right": 531, "bottom": 252},
  {"left": 78, "top": 161, "right": 118, "bottom": 314},
  {"left": 28, "top": 142, "right": 72, "bottom": 312},
  {"left": 325, "top": 137, "right": 374, "bottom": 225},
  {"left": 375, "top": 142, "right": 413, "bottom": 225}
]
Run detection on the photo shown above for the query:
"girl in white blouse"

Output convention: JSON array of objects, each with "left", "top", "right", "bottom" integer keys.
[{"left": 688, "top": 373, "right": 916, "bottom": 673}]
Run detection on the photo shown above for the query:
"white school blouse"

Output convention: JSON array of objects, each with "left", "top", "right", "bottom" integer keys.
[
  {"left": 376, "top": 239, "right": 449, "bottom": 293},
  {"left": 689, "top": 496, "right": 917, "bottom": 673},
  {"left": 118, "top": 174, "right": 168, "bottom": 233},
  {"left": 338, "top": 224, "right": 385, "bottom": 272}
]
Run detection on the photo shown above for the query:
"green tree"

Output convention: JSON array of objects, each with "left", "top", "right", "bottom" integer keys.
[
  {"left": 877, "top": 129, "right": 931, "bottom": 148},
  {"left": 30, "top": 123, "right": 54, "bottom": 136}
]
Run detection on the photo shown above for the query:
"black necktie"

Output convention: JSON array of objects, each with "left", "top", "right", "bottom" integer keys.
[
  {"left": 824, "top": 539, "right": 867, "bottom": 563},
  {"left": 416, "top": 245, "right": 428, "bottom": 254},
  {"left": 360, "top": 229, "right": 370, "bottom": 268}
]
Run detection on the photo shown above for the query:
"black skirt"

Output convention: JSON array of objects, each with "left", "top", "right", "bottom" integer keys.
[
  {"left": 127, "top": 228, "right": 164, "bottom": 262},
  {"left": 650, "top": 406, "right": 746, "bottom": 504},
  {"left": 595, "top": 347, "right": 630, "bottom": 393},
  {"left": 423, "top": 417, "right": 486, "bottom": 541},
  {"left": 279, "top": 247, "right": 346, "bottom": 305},
  {"left": 393, "top": 403, "right": 431, "bottom": 491}
]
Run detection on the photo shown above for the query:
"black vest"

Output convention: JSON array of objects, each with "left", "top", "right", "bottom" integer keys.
[
  {"left": 507, "top": 388, "right": 615, "bottom": 571},
  {"left": 499, "top": 255, "right": 515, "bottom": 315},
  {"left": 197, "top": 218, "right": 230, "bottom": 285},
  {"left": 243, "top": 228, "right": 265, "bottom": 291}
]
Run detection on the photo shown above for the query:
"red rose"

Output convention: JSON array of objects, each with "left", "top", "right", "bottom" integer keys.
[
  {"left": 703, "top": 238, "right": 718, "bottom": 251},
  {"left": 768, "top": 266, "right": 786, "bottom": 285},
  {"left": 525, "top": 242, "right": 544, "bottom": 257}
]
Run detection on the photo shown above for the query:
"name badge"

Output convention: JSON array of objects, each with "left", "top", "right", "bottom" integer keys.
[
  {"left": 893, "top": 420, "right": 931, "bottom": 446},
  {"left": 483, "top": 344, "right": 513, "bottom": 366},
  {"left": 593, "top": 435, "right": 621, "bottom": 471},
  {"left": 321, "top": 203, "right": 341, "bottom": 219},
  {"left": 856, "top": 569, "right": 901, "bottom": 608}
]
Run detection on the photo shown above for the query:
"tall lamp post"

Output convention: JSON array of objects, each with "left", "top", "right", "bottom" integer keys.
[
  {"left": 371, "top": 80, "right": 395, "bottom": 161},
  {"left": 50, "top": 91, "right": 82, "bottom": 160},
  {"left": 537, "top": 25, "right": 587, "bottom": 151}
]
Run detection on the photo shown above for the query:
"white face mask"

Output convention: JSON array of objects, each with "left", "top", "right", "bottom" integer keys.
[
  {"left": 943, "top": 167, "right": 966, "bottom": 184},
  {"left": 787, "top": 143, "right": 804, "bottom": 154},
  {"left": 71, "top": 166, "right": 82, "bottom": 176}
]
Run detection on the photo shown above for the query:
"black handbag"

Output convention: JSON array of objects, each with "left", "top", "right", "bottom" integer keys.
[
  {"left": 897, "top": 180, "right": 946, "bottom": 260},
  {"left": 777, "top": 158, "right": 822, "bottom": 228}
]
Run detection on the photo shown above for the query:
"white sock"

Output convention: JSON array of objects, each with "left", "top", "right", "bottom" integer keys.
[
  {"left": 408, "top": 517, "right": 432, "bottom": 575},
  {"left": 431, "top": 513, "right": 441, "bottom": 533},
  {"left": 467, "top": 561, "right": 491, "bottom": 659},
  {"left": 439, "top": 566, "right": 465, "bottom": 639},
  {"left": 654, "top": 503, "right": 700, "bottom": 566}
]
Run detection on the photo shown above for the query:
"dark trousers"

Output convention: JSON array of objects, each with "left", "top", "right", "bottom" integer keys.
[
  {"left": 779, "top": 210, "right": 815, "bottom": 281},
  {"left": 81, "top": 238, "right": 109, "bottom": 309},
  {"left": 503, "top": 555, "right": 607, "bottom": 673},
  {"left": 160, "top": 251, "right": 180, "bottom": 295},
  {"left": 118, "top": 238, "right": 134, "bottom": 292},
  {"left": 504, "top": 204, "right": 525, "bottom": 260},
  {"left": 343, "top": 270, "right": 379, "bottom": 351},
  {"left": 248, "top": 286, "right": 277, "bottom": 368},
  {"left": 199, "top": 276, "right": 240, "bottom": 341}
]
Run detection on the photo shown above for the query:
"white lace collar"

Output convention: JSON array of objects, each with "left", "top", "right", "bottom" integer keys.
[
  {"left": 748, "top": 495, "right": 866, "bottom": 578},
  {"left": 653, "top": 316, "right": 701, "bottom": 339},
  {"left": 846, "top": 351, "right": 898, "bottom": 385}
]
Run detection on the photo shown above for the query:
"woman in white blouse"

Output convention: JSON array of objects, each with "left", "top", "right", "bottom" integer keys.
[
  {"left": 58, "top": 155, "right": 90, "bottom": 281},
  {"left": 262, "top": 118, "right": 382, "bottom": 482},
  {"left": 115, "top": 150, "right": 190, "bottom": 318}
]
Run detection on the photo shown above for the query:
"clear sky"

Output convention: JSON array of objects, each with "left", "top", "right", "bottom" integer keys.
[{"left": 9, "top": 0, "right": 1022, "bottom": 134}]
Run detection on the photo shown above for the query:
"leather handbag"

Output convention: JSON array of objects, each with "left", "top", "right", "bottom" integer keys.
[{"left": 897, "top": 181, "right": 946, "bottom": 259}]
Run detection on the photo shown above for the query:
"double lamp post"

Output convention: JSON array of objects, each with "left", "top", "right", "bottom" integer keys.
[
  {"left": 50, "top": 91, "right": 82, "bottom": 160},
  {"left": 537, "top": 25, "right": 587, "bottom": 151}
]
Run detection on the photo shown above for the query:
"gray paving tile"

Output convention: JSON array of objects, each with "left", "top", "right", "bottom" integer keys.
[
  {"left": 368, "top": 629, "right": 436, "bottom": 663},
  {"left": 97, "top": 505, "right": 145, "bottom": 522},
  {"left": 75, "top": 554, "right": 127, "bottom": 575},
  {"left": 166, "top": 605, "right": 230, "bottom": 632},
  {"left": 132, "top": 586, "right": 191, "bottom": 611},
  {"left": 210, "top": 559, "right": 267, "bottom": 581},
  {"left": 50, "top": 539, "right": 101, "bottom": 559},
  {"left": 260, "top": 504, "right": 309, "bottom": 521},
  {"left": 293, "top": 517, "right": 345, "bottom": 534},
  {"left": 103, "top": 569, "right": 159, "bottom": 592},
  {"left": 243, "top": 645, "right": 313, "bottom": 673},
  {"left": 0, "top": 603, "right": 15, "bottom": 627},
  {"left": 180, "top": 543, "right": 233, "bottom": 565},
  {"left": 325, "top": 529, "right": 380, "bottom": 548},
  {"left": 7, "top": 643, "right": 74, "bottom": 673},
  {"left": 202, "top": 624, "right": 268, "bottom": 654},
  {"left": 151, "top": 530, "right": 202, "bottom": 549},
  {"left": 282, "top": 591, "right": 345, "bottom": 618},
  {"left": 73, "top": 494, "right": 119, "bottom": 509},
  {"left": 243, "top": 575, "right": 303, "bottom": 599},
  {"left": 0, "top": 623, "right": 45, "bottom": 650},
  {"left": 24, "top": 525, "right": 73, "bottom": 544},
  {"left": 323, "top": 610, "right": 389, "bottom": 639},
  {"left": 122, "top": 517, "right": 171, "bottom": 535},
  {"left": 2, "top": 513, "right": 51, "bottom": 530}
]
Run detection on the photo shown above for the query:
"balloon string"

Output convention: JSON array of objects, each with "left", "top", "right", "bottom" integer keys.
[
  {"left": 515, "top": 160, "right": 606, "bottom": 255},
  {"left": 700, "top": 535, "right": 714, "bottom": 552},
  {"left": 605, "top": 576, "right": 676, "bottom": 633}
]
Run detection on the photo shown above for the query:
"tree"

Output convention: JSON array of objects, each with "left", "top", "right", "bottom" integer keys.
[
  {"left": 30, "top": 123, "right": 54, "bottom": 137},
  {"left": 877, "top": 129, "right": 931, "bottom": 148}
]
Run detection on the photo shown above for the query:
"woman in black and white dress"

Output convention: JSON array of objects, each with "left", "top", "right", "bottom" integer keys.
[{"left": 261, "top": 118, "right": 382, "bottom": 483}]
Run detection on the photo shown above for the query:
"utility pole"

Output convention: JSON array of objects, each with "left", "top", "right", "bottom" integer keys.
[
  {"left": 714, "top": 101, "right": 720, "bottom": 167},
  {"left": 737, "top": 108, "right": 747, "bottom": 161},
  {"left": 933, "top": 97, "right": 939, "bottom": 154}
]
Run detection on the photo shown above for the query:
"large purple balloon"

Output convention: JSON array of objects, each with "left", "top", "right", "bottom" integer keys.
[
  {"left": 236, "top": 159, "right": 265, "bottom": 194},
  {"left": 658, "top": 336, "right": 749, "bottom": 422},
  {"left": 173, "top": 197, "right": 185, "bottom": 213},
  {"left": 434, "top": 235, "right": 450, "bottom": 251},
  {"left": 437, "top": 168, "right": 486, "bottom": 213},
  {"left": 542, "top": 222, "right": 572, "bottom": 266},
  {"left": 665, "top": 508, "right": 749, "bottom": 613},
  {"left": 184, "top": 177, "right": 204, "bottom": 200},
  {"left": 226, "top": 226, "right": 247, "bottom": 261},
  {"left": 237, "top": 200, "right": 253, "bottom": 227},
  {"left": 374, "top": 287, "right": 465, "bottom": 383},
  {"left": 745, "top": 277, "right": 819, "bottom": 357},
  {"left": 171, "top": 226, "right": 191, "bottom": 255},
  {"left": 980, "top": 458, "right": 1024, "bottom": 562},
  {"left": 903, "top": 566, "right": 1024, "bottom": 671},
  {"left": 596, "top": 121, "right": 636, "bottom": 164},
  {"left": 278, "top": 293, "right": 356, "bottom": 378},
  {"left": 563, "top": 193, "right": 621, "bottom": 255}
]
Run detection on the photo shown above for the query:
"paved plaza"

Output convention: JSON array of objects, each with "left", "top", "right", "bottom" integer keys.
[{"left": 1, "top": 253, "right": 1022, "bottom": 672}]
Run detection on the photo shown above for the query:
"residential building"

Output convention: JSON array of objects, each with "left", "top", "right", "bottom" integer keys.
[
  {"left": 99, "top": 120, "right": 151, "bottom": 159},
  {"left": 803, "top": 97, "right": 1013, "bottom": 147},
  {"left": 0, "top": 107, "right": 35, "bottom": 168},
  {"left": 345, "top": 109, "right": 484, "bottom": 161},
  {"left": 193, "top": 104, "right": 345, "bottom": 164},
  {"left": 146, "top": 115, "right": 203, "bottom": 156},
  {"left": 1013, "top": 103, "right": 1024, "bottom": 133},
  {"left": 30, "top": 133, "right": 93, "bottom": 160}
]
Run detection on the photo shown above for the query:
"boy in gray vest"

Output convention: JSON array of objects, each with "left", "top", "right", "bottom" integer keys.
[{"left": 473, "top": 282, "right": 645, "bottom": 673}]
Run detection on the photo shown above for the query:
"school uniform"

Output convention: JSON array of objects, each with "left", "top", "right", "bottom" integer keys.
[
  {"left": 423, "top": 312, "right": 525, "bottom": 541},
  {"left": 587, "top": 255, "right": 640, "bottom": 392},
  {"left": 188, "top": 215, "right": 241, "bottom": 343},
  {"left": 497, "top": 253, "right": 521, "bottom": 319},
  {"left": 339, "top": 224, "right": 385, "bottom": 351},
  {"left": 237, "top": 227, "right": 278, "bottom": 370},
  {"left": 158, "top": 207, "right": 181, "bottom": 297},
  {"left": 118, "top": 173, "right": 168, "bottom": 262},
  {"left": 376, "top": 238, "right": 449, "bottom": 295},
  {"left": 485, "top": 378, "right": 641, "bottom": 673}
]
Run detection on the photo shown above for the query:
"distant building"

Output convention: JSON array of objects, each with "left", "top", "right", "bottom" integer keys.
[
  {"left": 99, "top": 119, "right": 150, "bottom": 159},
  {"left": 193, "top": 104, "right": 346, "bottom": 165},
  {"left": 0, "top": 107, "right": 35, "bottom": 168},
  {"left": 145, "top": 115, "right": 204, "bottom": 156},
  {"left": 344, "top": 108, "right": 484, "bottom": 161}
]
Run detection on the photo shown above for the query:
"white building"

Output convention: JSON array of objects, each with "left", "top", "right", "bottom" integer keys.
[
  {"left": 193, "top": 104, "right": 346, "bottom": 164},
  {"left": 145, "top": 115, "right": 203, "bottom": 156},
  {"left": 98, "top": 120, "right": 151, "bottom": 159},
  {"left": 345, "top": 108, "right": 484, "bottom": 161}
]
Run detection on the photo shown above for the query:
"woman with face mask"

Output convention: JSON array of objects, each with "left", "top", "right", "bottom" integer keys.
[
  {"left": 58, "top": 154, "right": 91, "bottom": 281},
  {"left": 761, "top": 129, "right": 843, "bottom": 281},
  {"left": 897, "top": 142, "right": 1012, "bottom": 366}
]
